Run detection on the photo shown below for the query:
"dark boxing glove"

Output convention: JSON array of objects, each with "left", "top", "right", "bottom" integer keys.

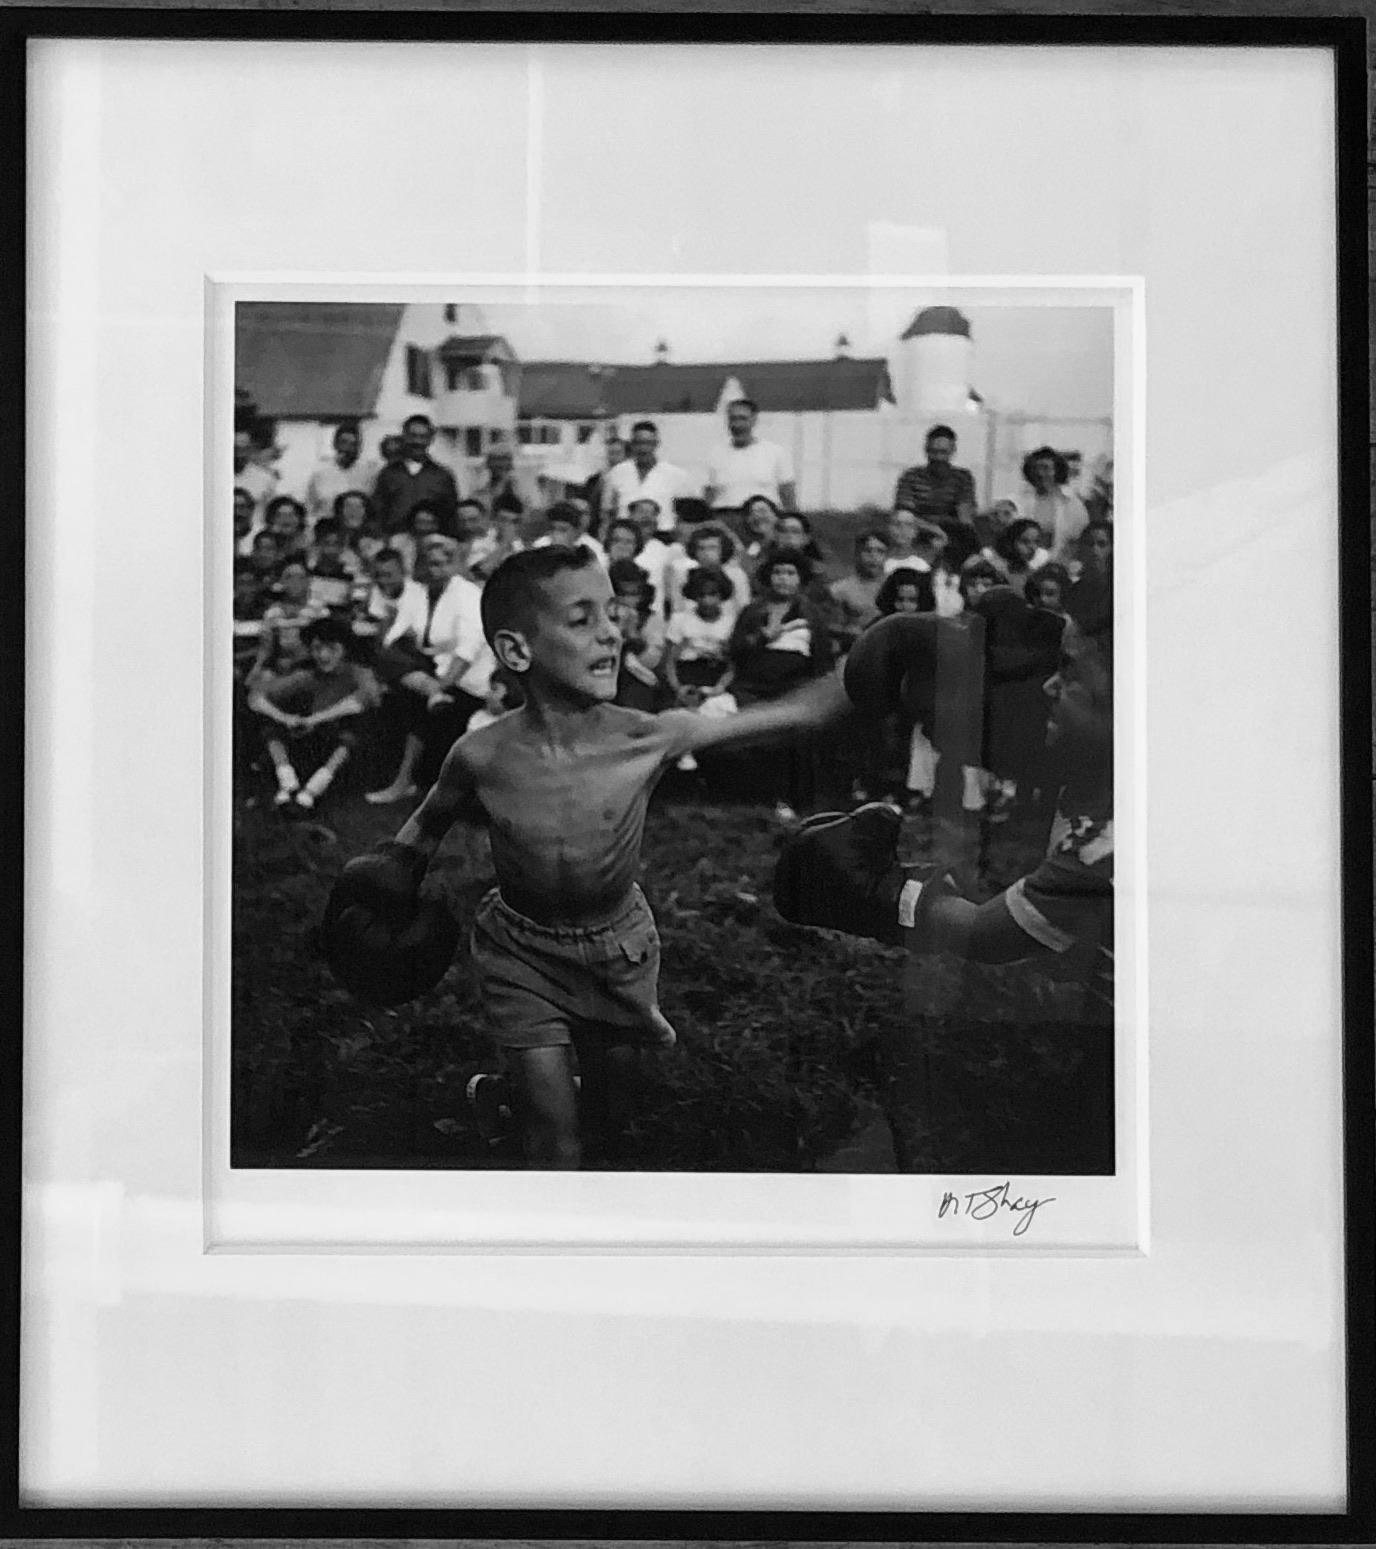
[
  {"left": 843, "top": 612, "right": 985, "bottom": 748},
  {"left": 321, "top": 842, "right": 461, "bottom": 1007},
  {"left": 774, "top": 803, "right": 959, "bottom": 948}
]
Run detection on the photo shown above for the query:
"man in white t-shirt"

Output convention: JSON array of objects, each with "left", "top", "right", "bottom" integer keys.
[
  {"left": 704, "top": 397, "right": 796, "bottom": 516},
  {"left": 600, "top": 420, "right": 689, "bottom": 535}
]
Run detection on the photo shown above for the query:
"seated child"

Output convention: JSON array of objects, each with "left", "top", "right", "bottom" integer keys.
[
  {"left": 335, "top": 490, "right": 386, "bottom": 569},
  {"left": 875, "top": 564, "right": 935, "bottom": 617},
  {"left": 365, "top": 545, "right": 849, "bottom": 1169},
  {"left": 875, "top": 566, "right": 938, "bottom": 808},
  {"left": 247, "top": 616, "right": 375, "bottom": 811},
  {"left": 234, "top": 487, "right": 256, "bottom": 554},
  {"left": 465, "top": 665, "right": 525, "bottom": 735},
  {"left": 603, "top": 518, "right": 643, "bottom": 568},
  {"left": 249, "top": 557, "right": 326, "bottom": 685},
  {"left": 625, "top": 499, "right": 675, "bottom": 608},
  {"left": 393, "top": 502, "right": 443, "bottom": 579},
  {"left": 1026, "top": 562, "right": 1071, "bottom": 618},
  {"left": 666, "top": 523, "right": 751, "bottom": 620},
  {"left": 353, "top": 547, "right": 419, "bottom": 649},
  {"left": 740, "top": 495, "right": 780, "bottom": 570},
  {"left": 828, "top": 530, "right": 891, "bottom": 653},
  {"left": 769, "top": 512, "right": 831, "bottom": 605},
  {"left": 984, "top": 517, "right": 1049, "bottom": 597},
  {"left": 265, "top": 496, "right": 310, "bottom": 561},
  {"left": 664, "top": 568, "right": 739, "bottom": 772},
  {"left": 308, "top": 516, "right": 363, "bottom": 612},
  {"left": 606, "top": 558, "right": 665, "bottom": 713},
  {"left": 248, "top": 529, "right": 281, "bottom": 578},
  {"left": 532, "top": 499, "right": 607, "bottom": 563},
  {"left": 233, "top": 559, "right": 266, "bottom": 681}
]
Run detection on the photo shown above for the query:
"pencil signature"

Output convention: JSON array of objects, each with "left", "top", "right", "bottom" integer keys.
[{"left": 937, "top": 1181, "right": 1056, "bottom": 1237}]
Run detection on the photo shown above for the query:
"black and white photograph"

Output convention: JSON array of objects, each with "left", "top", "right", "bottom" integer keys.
[{"left": 230, "top": 288, "right": 1118, "bottom": 1177}]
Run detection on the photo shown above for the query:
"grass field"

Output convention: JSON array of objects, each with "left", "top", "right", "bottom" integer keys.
[{"left": 232, "top": 768, "right": 1113, "bottom": 1174}]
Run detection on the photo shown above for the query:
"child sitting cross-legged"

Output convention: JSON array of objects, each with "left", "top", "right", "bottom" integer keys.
[
  {"left": 247, "top": 616, "right": 376, "bottom": 812},
  {"left": 664, "top": 568, "right": 738, "bottom": 772}
]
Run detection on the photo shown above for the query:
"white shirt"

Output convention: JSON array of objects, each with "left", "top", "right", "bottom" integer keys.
[
  {"left": 1023, "top": 488, "right": 1090, "bottom": 566},
  {"left": 666, "top": 608, "right": 734, "bottom": 661},
  {"left": 384, "top": 574, "right": 492, "bottom": 696},
  {"left": 632, "top": 537, "right": 675, "bottom": 609},
  {"left": 706, "top": 437, "right": 794, "bottom": 510},
  {"left": 602, "top": 459, "right": 690, "bottom": 533},
  {"left": 306, "top": 456, "right": 380, "bottom": 519}
]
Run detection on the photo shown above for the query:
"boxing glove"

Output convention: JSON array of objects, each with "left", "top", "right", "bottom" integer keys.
[
  {"left": 843, "top": 612, "right": 985, "bottom": 754},
  {"left": 774, "top": 805, "right": 958, "bottom": 949},
  {"left": 321, "top": 842, "right": 461, "bottom": 1007}
]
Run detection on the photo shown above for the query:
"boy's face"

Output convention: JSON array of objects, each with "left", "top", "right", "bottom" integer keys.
[
  {"left": 317, "top": 532, "right": 344, "bottom": 563},
  {"left": 269, "top": 507, "right": 302, "bottom": 543},
  {"left": 233, "top": 492, "right": 254, "bottom": 536},
  {"left": 372, "top": 556, "right": 405, "bottom": 597},
  {"left": 893, "top": 584, "right": 921, "bottom": 615},
  {"left": 888, "top": 510, "right": 918, "bottom": 549},
  {"left": 776, "top": 518, "right": 806, "bottom": 550},
  {"left": 280, "top": 564, "right": 310, "bottom": 602},
  {"left": 1032, "top": 579, "right": 1063, "bottom": 612},
  {"left": 744, "top": 501, "right": 777, "bottom": 541},
  {"left": 456, "top": 503, "right": 488, "bottom": 540},
  {"left": 516, "top": 566, "right": 623, "bottom": 703},
  {"left": 962, "top": 574, "right": 994, "bottom": 604},
  {"left": 629, "top": 500, "right": 659, "bottom": 536},
  {"left": 251, "top": 535, "right": 279, "bottom": 571},
  {"left": 607, "top": 528, "right": 638, "bottom": 561},
  {"left": 1084, "top": 527, "right": 1113, "bottom": 569},
  {"left": 695, "top": 589, "right": 725, "bottom": 621},
  {"left": 547, "top": 520, "right": 580, "bottom": 548},
  {"left": 309, "top": 638, "right": 347, "bottom": 674},
  {"left": 767, "top": 563, "right": 801, "bottom": 599},
  {"left": 694, "top": 537, "right": 723, "bottom": 569},
  {"left": 857, "top": 537, "right": 888, "bottom": 576}
]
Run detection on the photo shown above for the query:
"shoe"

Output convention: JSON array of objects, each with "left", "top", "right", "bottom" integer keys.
[
  {"left": 466, "top": 1073, "right": 513, "bottom": 1146},
  {"left": 365, "top": 783, "right": 418, "bottom": 805}
]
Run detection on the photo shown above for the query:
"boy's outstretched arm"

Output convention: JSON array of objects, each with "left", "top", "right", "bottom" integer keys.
[
  {"left": 394, "top": 738, "right": 478, "bottom": 862},
  {"left": 677, "top": 668, "right": 850, "bottom": 755}
]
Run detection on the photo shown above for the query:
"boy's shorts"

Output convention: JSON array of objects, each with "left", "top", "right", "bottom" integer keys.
[{"left": 470, "top": 885, "right": 677, "bottom": 1053}]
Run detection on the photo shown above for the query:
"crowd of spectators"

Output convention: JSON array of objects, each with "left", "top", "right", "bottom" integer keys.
[{"left": 233, "top": 402, "right": 1114, "bottom": 823}]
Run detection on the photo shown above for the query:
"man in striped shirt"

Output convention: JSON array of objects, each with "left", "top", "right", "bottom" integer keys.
[{"left": 893, "top": 424, "right": 979, "bottom": 567}]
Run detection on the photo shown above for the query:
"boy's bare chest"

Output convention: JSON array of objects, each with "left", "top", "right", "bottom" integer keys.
[{"left": 481, "top": 739, "right": 662, "bottom": 845}]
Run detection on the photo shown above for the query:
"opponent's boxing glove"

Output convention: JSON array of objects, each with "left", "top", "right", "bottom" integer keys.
[
  {"left": 842, "top": 611, "right": 985, "bottom": 747},
  {"left": 774, "top": 803, "right": 949, "bottom": 947},
  {"left": 321, "top": 842, "right": 461, "bottom": 1007}
]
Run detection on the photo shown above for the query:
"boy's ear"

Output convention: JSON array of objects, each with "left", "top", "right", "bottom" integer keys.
[{"left": 492, "top": 628, "right": 532, "bottom": 676}]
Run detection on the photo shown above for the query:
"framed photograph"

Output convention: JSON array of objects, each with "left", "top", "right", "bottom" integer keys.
[{"left": 8, "top": 6, "right": 1372, "bottom": 1537}]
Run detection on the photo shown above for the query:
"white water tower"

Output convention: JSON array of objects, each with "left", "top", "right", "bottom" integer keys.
[{"left": 895, "top": 305, "right": 974, "bottom": 419}]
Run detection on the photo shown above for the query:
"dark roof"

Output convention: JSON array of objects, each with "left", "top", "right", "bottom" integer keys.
[
  {"left": 900, "top": 306, "right": 971, "bottom": 341},
  {"left": 436, "top": 333, "right": 512, "bottom": 360},
  {"left": 236, "top": 302, "right": 403, "bottom": 419},
  {"left": 518, "top": 358, "right": 893, "bottom": 419}
]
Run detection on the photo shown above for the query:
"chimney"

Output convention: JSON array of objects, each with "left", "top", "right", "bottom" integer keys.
[
  {"left": 653, "top": 338, "right": 670, "bottom": 365},
  {"left": 834, "top": 332, "right": 852, "bottom": 360}
]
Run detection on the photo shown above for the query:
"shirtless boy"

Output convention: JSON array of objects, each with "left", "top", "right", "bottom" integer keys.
[{"left": 327, "top": 545, "right": 846, "bottom": 1168}]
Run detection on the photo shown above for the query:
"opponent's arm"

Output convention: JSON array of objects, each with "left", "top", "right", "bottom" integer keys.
[{"left": 773, "top": 804, "right": 1059, "bottom": 963}]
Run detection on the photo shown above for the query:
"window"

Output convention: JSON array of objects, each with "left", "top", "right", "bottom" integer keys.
[
  {"left": 405, "top": 345, "right": 431, "bottom": 398},
  {"left": 517, "top": 419, "right": 560, "bottom": 446},
  {"left": 464, "top": 427, "right": 484, "bottom": 458},
  {"left": 443, "top": 304, "right": 458, "bottom": 324}
]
